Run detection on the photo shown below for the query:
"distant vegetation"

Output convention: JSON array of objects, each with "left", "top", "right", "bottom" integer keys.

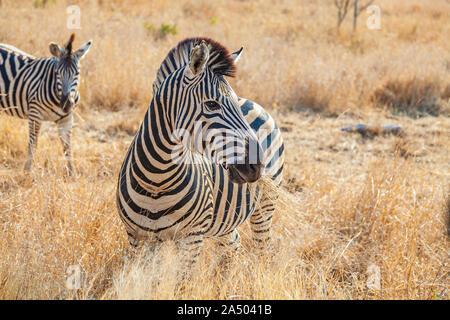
[
  {"left": 0, "top": 0, "right": 448, "bottom": 300},
  {"left": 142, "top": 22, "right": 178, "bottom": 40}
]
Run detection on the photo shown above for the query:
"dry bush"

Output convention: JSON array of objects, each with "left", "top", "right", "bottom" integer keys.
[
  {"left": 442, "top": 84, "right": 450, "bottom": 101},
  {"left": 446, "top": 195, "right": 450, "bottom": 239},
  {"left": 0, "top": 115, "right": 28, "bottom": 169},
  {"left": 286, "top": 80, "right": 333, "bottom": 115},
  {"left": 372, "top": 77, "right": 445, "bottom": 117},
  {"left": 0, "top": 0, "right": 449, "bottom": 300}
]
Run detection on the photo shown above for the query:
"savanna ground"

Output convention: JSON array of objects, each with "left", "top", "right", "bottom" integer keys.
[{"left": 0, "top": 0, "right": 449, "bottom": 299}]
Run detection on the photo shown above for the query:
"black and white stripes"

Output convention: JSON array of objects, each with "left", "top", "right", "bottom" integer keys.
[
  {"left": 0, "top": 34, "right": 91, "bottom": 173},
  {"left": 117, "top": 38, "right": 284, "bottom": 267}
]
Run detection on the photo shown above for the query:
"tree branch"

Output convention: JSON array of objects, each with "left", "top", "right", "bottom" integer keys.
[{"left": 358, "top": 0, "right": 376, "bottom": 14}]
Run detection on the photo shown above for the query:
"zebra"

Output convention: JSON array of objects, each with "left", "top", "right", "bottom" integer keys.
[
  {"left": 0, "top": 34, "right": 92, "bottom": 174},
  {"left": 116, "top": 38, "right": 284, "bottom": 269}
]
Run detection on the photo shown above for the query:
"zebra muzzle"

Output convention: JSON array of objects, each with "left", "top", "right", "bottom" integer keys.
[
  {"left": 228, "top": 162, "right": 263, "bottom": 184},
  {"left": 60, "top": 94, "right": 73, "bottom": 113},
  {"left": 227, "top": 137, "right": 263, "bottom": 184}
]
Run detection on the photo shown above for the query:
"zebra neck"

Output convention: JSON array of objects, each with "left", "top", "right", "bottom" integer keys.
[
  {"left": 42, "top": 59, "right": 60, "bottom": 106},
  {"left": 25, "top": 58, "right": 59, "bottom": 107},
  {"left": 132, "top": 99, "right": 192, "bottom": 194}
]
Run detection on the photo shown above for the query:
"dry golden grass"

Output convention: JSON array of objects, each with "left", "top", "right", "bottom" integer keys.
[{"left": 0, "top": 0, "right": 449, "bottom": 299}]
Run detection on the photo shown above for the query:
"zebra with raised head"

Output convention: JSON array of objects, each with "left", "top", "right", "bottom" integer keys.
[
  {"left": 117, "top": 38, "right": 284, "bottom": 268},
  {"left": 0, "top": 34, "right": 92, "bottom": 173}
]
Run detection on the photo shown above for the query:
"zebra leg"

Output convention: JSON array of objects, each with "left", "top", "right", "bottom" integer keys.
[
  {"left": 218, "top": 229, "right": 241, "bottom": 252},
  {"left": 126, "top": 228, "right": 142, "bottom": 248},
  {"left": 24, "top": 119, "right": 41, "bottom": 171},
  {"left": 176, "top": 232, "right": 204, "bottom": 280},
  {"left": 56, "top": 114, "right": 74, "bottom": 175},
  {"left": 174, "top": 232, "right": 205, "bottom": 296},
  {"left": 121, "top": 218, "right": 147, "bottom": 248},
  {"left": 250, "top": 193, "right": 277, "bottom": 252},
  {"left": 177, "top": 232, "right": 204, "bottom": 268},
  {"left": 215, "top": 229, "right": 241, "bottom": 272}
]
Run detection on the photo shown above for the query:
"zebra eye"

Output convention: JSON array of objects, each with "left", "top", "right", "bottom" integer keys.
[{"left": 204, "top": 100, "right": 221, "bottom": 112}]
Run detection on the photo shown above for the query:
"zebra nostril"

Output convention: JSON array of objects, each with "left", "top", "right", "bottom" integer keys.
[
  {"left": 248, "top": 163, "right": 258, "bottom": 174},
  {"left": 247, "top": 163, "right": 262, "bottom": 179}
]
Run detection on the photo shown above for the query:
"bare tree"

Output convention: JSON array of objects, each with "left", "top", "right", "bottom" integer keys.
[
  {"left": 334, "top": 0, "right": 376, "bottom": 32},
  {"left": 353, "top": 0, "right": 376, "bottom": 31},
  {"left": 334, "top": 0, "right": 351, "bottom": 32}
]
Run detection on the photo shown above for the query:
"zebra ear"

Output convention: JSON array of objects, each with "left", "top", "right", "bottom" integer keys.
[
  {"left": 49, "top": 43, "right": 64, "bottom": 58},
  {"left": 65, "top": 33, "right": 76, "bottom": 55},
  {"left": 188, "top": 40, "right": 209, "bottom": 76},
  {"left": 230, "top": 47, "right": 243, "bottom": 63},
  {"left": 74, "top": 40, "right": 92, "bottom": 61}
]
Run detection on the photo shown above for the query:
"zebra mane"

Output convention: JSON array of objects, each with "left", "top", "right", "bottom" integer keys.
[{"left": 153, "top": 37, "right": 236, "bottom": 93}]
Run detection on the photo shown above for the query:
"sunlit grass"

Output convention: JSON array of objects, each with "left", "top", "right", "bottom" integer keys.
[{"left": 0, "top": 0, "right": 448, "bottom": 299}]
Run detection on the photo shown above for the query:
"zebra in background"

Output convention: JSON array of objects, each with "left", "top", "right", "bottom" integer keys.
[
  {"left": 117, "top": 38, "right": 284, "bottom": 269},
  {"left": 0, "top": 34, "right": 92, "bottom": 174}
]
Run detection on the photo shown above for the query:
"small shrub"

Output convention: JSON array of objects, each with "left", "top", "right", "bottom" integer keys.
[
  {"left": 287, "top": 80, "right": 332, "bottom": 115},
  {"left": 33, "top": 0, "right": 56, "bottom": 8},
  {"left": 142, "top": 22, "right": 177, "bottom": 40},
  {"left": 159, "top": 23, "right": 178, "bottom": 39},
  {"left": 142, "top": 22, "right": 154, "bottom": 33},
  {"left": 372, "top": 77, "right": 442, "bottom": 117},
  {"left": 441, "top": 84, "right": 450, "bottom": 100}
]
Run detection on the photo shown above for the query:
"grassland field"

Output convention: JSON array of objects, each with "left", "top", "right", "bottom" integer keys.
[{"left": 0, "top": 0, "right": 448, "bottom": 299}]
